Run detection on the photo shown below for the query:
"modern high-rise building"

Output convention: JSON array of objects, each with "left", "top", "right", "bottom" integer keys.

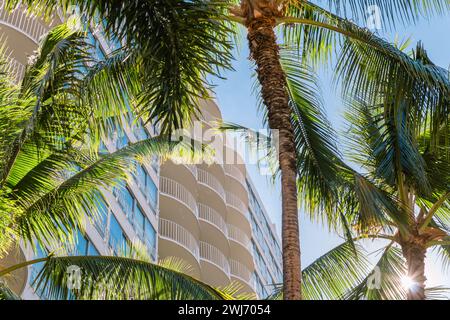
[{"left": 0, "top": 4, "right": 282, "bottom": 299}]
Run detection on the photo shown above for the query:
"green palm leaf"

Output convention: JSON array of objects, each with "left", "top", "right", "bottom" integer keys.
[
  {"left": 344, "top": 245, "right": 407, "bottom": 300},
  {"left": 13, "top": 136, "right": 178, "bottom": 249},
  {"left": 316, "top": 0, "right": 450, "bottom": 29},
  {"left": 268, "top": 241, "right": 370, "bottom": 300},
  {"left": 32, "top": 255, "right": 230, "bottom": 300},
  {"left": 5, "top": 0, "right": 234, "bottom": 134}
]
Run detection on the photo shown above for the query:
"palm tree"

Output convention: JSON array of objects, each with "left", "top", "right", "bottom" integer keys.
[
  {"left": 277, "top": 42, "right": 449, "bottom": 300},
  {"left": 4, "top": 0, "right": 449, "bottom": 300},
  {"left": 0, "top": 18, "right": 213, "bottom": 299},
  {"left": 341, "top": 43, "right": 449, "bottom": 300}
]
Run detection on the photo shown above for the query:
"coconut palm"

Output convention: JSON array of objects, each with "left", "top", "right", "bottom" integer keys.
[
  {"left": 0, "top": 18, "right": 221, "bottom": 300},
  {"left": 277, "top": 42, "right": 449, "bottom": 300},
  {"left": 4, "top": 0, "right": 449, "bottom": 300},
  {"left": 340, "top": 42, "right": 449, "bottom": 300},
  {"left": 231, "top": 38, "right": 449, "bottom": 300}
]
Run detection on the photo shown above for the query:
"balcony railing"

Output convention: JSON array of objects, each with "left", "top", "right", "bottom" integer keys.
[
  {"left": 159, "top": 219, "right": 199, "bottom": 260},
  {"left": 225, "top": 192, "right": 249, "bottom": 219},
  {"left": 197, "top": 169, "right": 225, "bottom": 201},
  {"left": 228, "top": 224, "right": 252, "bottom": 250},
  {"left": 198, "top": 203, "right": 227, "bottom": 234},
  {"left": 160, "top": 176, "right": 197, "bottom": 217},
  {"left": 0, "top": 5, "right": 49, "bottom": 43},
  {"left": 200, "top": 242, "right": 230, "bottom": 276},
  {"left": 230, "top": 259, "right": 253, "bottom": 286},
  {"left": 224, "top": 165, "right": 246, "bottom": 188}
]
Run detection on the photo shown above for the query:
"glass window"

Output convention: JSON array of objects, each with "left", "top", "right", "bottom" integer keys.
[
  {"left": 144, "top": 221, "right": 156, "bottom": 259},
  {"left": 151, "top": 155, "right": 159, "bottom": 173},
  {"left": 93, "top": 194, "right": 109, "bottom": 238},
  {"left": 117, "top": 187, "right": 134, "bottom": 218},
  {"left": 30, "top": 243, "right": 52, "bottom": 300},
  {"left": 135, "top": 164, "right": 146, "bottom": 185},
  {"left": 134, "top": 205, "right": 145, "bottom": 238},
  {"left": 109, "top": 215, "right": 126, "bottom": 254},
  {"left": 146, "top": 177, "right": 158, "bottom": 211}
]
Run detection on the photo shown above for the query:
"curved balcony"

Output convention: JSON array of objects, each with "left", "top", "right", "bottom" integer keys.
[
  {"left": 228, "top": 224, "right": 252, "bottom": 250},
  {"left": 0, "top": 244, "right": 28, "bottom": 296},
  {"left": 198, "top": 203, "right": 227, "bottom": 234},
  {"left": 230, "top": 259, "right": 254, "bottom": 291},
  {"left": 200, "top": 242, "right": 230, "bottom": 286},
  {"left": 197, "top": 168, "right": 225, "bottom": 201},
  {"left": 199, "top": 98, "right": 222, "bottom": 122},
  {"left": 198, "top": 203, "right": 229, "bottom": 252},
  {"left": 224, "top": 164, "right": 246, "bottom": 187},
  {"left": 160, "top": 160, "right": 197, "bottom": 193},
  {"left": 160, "top": 176, "right": 197, "bottom": 218},
  {"left": 159, "top": 219, "right": 199, "bottom": 259},
  {"left": 0, "top": 7, "right": 49, "bottom": 44},
  {"left": 225, "top": 192, "right": 247, "bottom": 217},
  {"left": 227, "top": 224, "right": 254, "bottom": 270},
  {"left": 223, "top": 165, "right": 248, "bottom": 204},
  {"left": 158, "top": 219, "right": 200, "bottom": 278}
]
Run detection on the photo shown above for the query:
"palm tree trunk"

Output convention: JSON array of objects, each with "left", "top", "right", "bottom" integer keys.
[
  {"left": 403, "top": 244, "right": 427, "bottom": 300},
  {"left": 247, "top": 16, "right": 302, "bottom": 300}
]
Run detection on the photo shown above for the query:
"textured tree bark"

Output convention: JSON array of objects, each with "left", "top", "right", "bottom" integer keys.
[
  {"left": 247, "top": 16, "right": 302, "bottom": 300},
  {"left": 403, "top": 244, "right": 427, "bottom": 300}
]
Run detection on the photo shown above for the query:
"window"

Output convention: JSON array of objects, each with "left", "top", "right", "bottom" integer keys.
[
  {"left": 116, "top": 186, "right": 135, "bottom": 218},
  {"left": 93, "top": 194, "right": 109, "bottom": 237},
  {"left": 87, "top": 242, "right": 100, "bottom": 256},
  {"left": 144, "top": 221, "right": 157, "bottom": 259},
  {"left": 133, "top": 204, "right": 156, "bottom": 259},
  {"left": 151, "top": 155, "right": 159, "bottom": 173},
  {"left": 71, "top": 230, "right": 99, "bottom": 256},
  {"left": 146, "top": 177, "right": 158, "bottom": 211},
  {"left": 134, "top": 164, "right": 158, "bottom": 212},
  {"left": 134, "top": 205, "right": 145, "bottom": 238},
  {"left": 109, "top": 215, "right": 127, "bottom": 255}
]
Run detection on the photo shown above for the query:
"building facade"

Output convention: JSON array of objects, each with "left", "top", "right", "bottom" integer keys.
[{"left": 0, "top": 4, "right": 282, "bottom": 299}]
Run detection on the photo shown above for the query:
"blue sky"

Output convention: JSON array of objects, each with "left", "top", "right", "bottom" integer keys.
[{"left": 211, "top": 13, "right": 450, "bottom": 290}]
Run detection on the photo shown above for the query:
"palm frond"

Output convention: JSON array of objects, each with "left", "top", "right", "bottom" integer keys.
[
  {"left": 281, "top": 3, "right": 450, "bottom": 122},
  {"left": 0, "top": 16, "right": 91, "bottom": 186},
  {"left": 14, "top": 136, "right": 178, "bottom": 250},
  {"left": 6, "top": 0, "right": 235, "bottom": 134},
  {"left": 344, "top": 245, "right": 407, "bottom": 300},
  {"left": 33, "top": 255, "right": 229, "bottom": 300},
  {"left": 311, "top": 0, "right": 450, "bottom": 29},
  {"left": 302, "top": 241, "right": 370, "bottom": 300},
  {"left": 268, "top": 241, "right": 370, "bottom": 300},
  {"left": 281, "top": 49, "right": 346, "bottom": 226}
]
